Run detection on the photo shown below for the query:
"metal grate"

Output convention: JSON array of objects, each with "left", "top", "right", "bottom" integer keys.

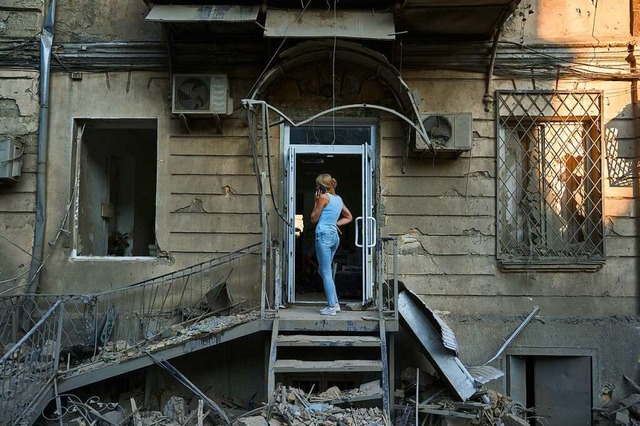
[{"left": 496, "top": 91, "right": 604, "bottom": 264}]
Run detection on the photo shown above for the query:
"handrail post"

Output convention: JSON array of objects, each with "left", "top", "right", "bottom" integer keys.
[
  {"left": 377, "top": 239, "right": 383, "bottom": 315},
  {"left": 393, "top": 238, "right": 398, "bottom": 322},
  {"left": 54, "top": 301, "right": 64, "bottom": 426},
  {"left": 273, "top": 240, "right": 281, "bottom": 312},
  {"left": 260, "top": 103, "right": 269, "bottom": 319}
]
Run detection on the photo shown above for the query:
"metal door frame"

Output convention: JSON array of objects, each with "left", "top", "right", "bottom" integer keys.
[{"left": 283, "top": 124, "right": 376, "bottom": 305}]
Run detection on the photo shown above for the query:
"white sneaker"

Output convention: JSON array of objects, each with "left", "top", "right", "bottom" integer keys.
[
  {"left": 320, "top": 306, "right": 337, "bottom": 316},
  {"left": 333, "top": 304, "right": 341, "bottom": 312}
]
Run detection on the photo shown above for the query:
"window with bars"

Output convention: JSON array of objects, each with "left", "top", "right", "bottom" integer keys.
[{"left": 496, "top": 91, "right": 604, "bottom": 268}]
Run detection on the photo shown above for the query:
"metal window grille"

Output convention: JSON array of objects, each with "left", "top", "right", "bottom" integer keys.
[{"left": 496, "top": 91, "right": 604, "bottom": 264}]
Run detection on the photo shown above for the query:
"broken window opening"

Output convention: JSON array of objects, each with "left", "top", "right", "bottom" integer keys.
[
  {"left": 74, "top": 119, "right": 157, "bottom": 257},
  {"left": 496, "top": 92, "right": 604, "bottom": 266}
]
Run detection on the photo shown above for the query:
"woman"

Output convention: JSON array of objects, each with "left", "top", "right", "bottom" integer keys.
[{"left": 310, "top": 174, "right": 353, "bottom": 316}]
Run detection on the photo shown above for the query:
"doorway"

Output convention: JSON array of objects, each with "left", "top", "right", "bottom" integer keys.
[
  {"left": 507, "top": 354, "right": 593, "bottom": 425},
  {"left": 284, "top": 123, "right": 376, "bottom": 305}
]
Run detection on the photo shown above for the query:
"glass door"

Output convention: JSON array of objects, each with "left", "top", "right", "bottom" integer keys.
[{"left": 283, "top": 123, "right": 376, "bottom": 305}]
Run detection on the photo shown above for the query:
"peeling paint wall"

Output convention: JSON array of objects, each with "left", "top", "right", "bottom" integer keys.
[
  {"left": 55, "top": 0, "right": 161, "bottom": 42},
  {"left": 0, "top": 0, "right": 43, "bottom": 294}
]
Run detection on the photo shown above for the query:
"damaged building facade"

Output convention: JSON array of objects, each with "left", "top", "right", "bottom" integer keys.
[{"left": 1, "top": 0, "right": 640, "bottom": 424}]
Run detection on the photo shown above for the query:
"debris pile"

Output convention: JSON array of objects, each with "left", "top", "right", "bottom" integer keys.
[
  {"left": 396, "top": 390, "right": 530, "bottom": 426},
  {"left": 593, "top": 375, "right": 640, "bottom": 426},
  {"left": 395, "top": 368, "right": 530, "bottom": 425},
  {"left": 251, "top": 384, "right": 389, "bottom": 426},
  {"left": 58, "top": 311, "right": 259, "bottom": 378}
]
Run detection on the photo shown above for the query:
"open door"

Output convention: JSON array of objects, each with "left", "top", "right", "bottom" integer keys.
[
  {"left": 357, "top": 143, "right": 375, "bottom": 304},
  {"left": 283, "top": 124, "right": 376, "bottom": 306}
]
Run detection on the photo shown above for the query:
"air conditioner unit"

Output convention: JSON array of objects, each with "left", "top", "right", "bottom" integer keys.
[
  {"left": 172, "top": 74, "right": 231, "bottom": 115},
  {"left": 414, "top": 113, "right": 473, "bottom": 158},
  {"left": 0, "top": 139, "right": 23, "bottom": 183}
]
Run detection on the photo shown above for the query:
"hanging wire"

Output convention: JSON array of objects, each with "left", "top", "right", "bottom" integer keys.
[
  {"left": 264, "top": 104, "right": 292, "bottom": 227},
  {"left": 245, "top": 0, "right": 313, "bottom": 99}
]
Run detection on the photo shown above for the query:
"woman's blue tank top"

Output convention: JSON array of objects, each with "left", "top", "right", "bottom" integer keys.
[{"left": 316, "top": 194, "right": 343, "bottom": 233}]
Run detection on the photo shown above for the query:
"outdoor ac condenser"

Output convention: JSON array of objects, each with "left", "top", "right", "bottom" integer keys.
[
  {"left": 172, "top": 74, "right": 231, "bottom": 115},
  {"left": 414, "top": 112, "right": 473, "bottom": 158},
  {"left": 0, "top": 139, "right": 23, "bottom": 183}
]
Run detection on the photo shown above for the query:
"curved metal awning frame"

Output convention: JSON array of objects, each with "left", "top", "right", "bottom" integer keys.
[{"left": 245, "top": 40, "right": 433, "bottom": 153}]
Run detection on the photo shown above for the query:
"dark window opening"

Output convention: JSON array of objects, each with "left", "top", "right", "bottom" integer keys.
[{"left": 75, "top": 120, "right": 157, "bottom": 257}]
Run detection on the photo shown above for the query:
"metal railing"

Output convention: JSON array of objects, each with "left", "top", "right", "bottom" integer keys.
[
  {"left": 0, "top": 243, "right": 263, "bottom": 424},
  {"left": 0, "top": 300, "right": 64, "bottom": 425},
  {"left": 377, "top": 237, "right": 399, "bottom": 320},
  {"left": 1, "top": 243, "right": 262, "bottom": 356}
]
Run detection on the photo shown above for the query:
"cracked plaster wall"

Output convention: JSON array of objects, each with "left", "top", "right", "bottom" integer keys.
[
  {"left": 0, "top": 2, "right": 42, "bottom": 294},
  {"left": 0, "top": 71, "right": 40, "bottom": 293},
  {"left": 54, "top": 0, "right": 161, "bottom": 43}
]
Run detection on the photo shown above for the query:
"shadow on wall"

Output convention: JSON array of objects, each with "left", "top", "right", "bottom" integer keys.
[{"left": 604, "top": 104, "right": 640, "bottom": 317}]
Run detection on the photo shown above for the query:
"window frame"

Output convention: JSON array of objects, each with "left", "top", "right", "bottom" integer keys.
[
  {"left": 70, "top": 118, "right": 159, "bottom": 261},
  {"left": 495, "top": 90, "right": 605, "bottom": 271}
]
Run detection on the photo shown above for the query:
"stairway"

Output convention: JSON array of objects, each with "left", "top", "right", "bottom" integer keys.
[{"left": 267, "top": 316, "right": 390, "bottom": 415}]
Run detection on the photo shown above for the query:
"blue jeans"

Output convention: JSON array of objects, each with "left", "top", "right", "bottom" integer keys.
[{"left": 315, "top": 230, "right": 339, "bottom": 307}]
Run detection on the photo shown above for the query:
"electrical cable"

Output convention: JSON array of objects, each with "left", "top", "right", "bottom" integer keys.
[
  {"left": 245, "top": 0, "right": 313, "bottom": 99},
  {"left": 263, "top": 105, "right": 292, "bottom": 227}
]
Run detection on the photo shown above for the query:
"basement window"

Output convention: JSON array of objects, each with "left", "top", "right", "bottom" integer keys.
[
  {"left": 73, "top": 119, "right": 157, "bottom": 258},
  {"left": 496, "top": 91, "right": 604, "bottom": 270}
]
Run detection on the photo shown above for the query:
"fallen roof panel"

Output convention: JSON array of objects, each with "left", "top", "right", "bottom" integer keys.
[{"left": 398, "top": 290, "right": 478, "bottom": 401}]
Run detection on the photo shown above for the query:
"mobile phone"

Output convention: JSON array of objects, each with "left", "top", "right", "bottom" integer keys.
[{"left": 318, "top": 185, "right": 327, "bottom": 194}]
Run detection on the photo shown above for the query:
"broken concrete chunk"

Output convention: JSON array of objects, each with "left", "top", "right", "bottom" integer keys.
[
  {"left": 359, "top": 380, "right": 381, "bottom": 395},
  {"left": 102, "top": 410, "right": 127, "bottom": 425},
  {"left": 319, "top": 386, "right": 342, "bottom": 399},
  {"left": 237, "top": 415, "right": 269, "bottom": 426},
  {"left": 163, "top": 396, "right": 186, "bottom": 423},
  {"left": 345, "top": 302, "right": 365, "bottom": 311},
  {"left": 443, "top": 418, "right": 471, "bottom": 426},
  {"left": 616, "top": 409, "right": 630, "bottom": 426},
  {"left": 501, "top": 413, "right": 529, "bottom": 426},
  {"left": 621, "top": 394, "right": 640, "bottom": 417},
  {"left": 268, "top": 418, "right": 283, "bottom": 426}
]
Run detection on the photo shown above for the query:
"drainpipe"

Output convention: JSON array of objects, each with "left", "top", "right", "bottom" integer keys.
[
  {"left": 24, "top": 0, "right": 55, "bottom": 326},
  {"left": 626, "top": 44, "right": 640, "bottom": 315}
]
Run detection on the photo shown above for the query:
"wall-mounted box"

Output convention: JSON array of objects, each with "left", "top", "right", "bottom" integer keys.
[
  {"left": 414, "top": 113, "right": 473, "bottom": 159},
  {"left": 0, "top": 140, "right": 23, "bottom": 183},
  {"left": 172, "top": 74, "right": 232, "bottom": 115}
]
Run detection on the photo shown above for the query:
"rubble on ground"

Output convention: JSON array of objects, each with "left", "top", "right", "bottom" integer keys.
[
  {"left": 49, "top": 384, "right": 388, "bottom": 426},
  {"left": 593, "top": 375, "right": 640, "bottom": 426},
  {"left": 259, "top": 384, "right": 389, "bottom": 425},
  {"left": 395, "top": 367, "right": 530, "bottom": 425},
  {"left": 395, "top": 389, "right": 529, "bottom": 426}
]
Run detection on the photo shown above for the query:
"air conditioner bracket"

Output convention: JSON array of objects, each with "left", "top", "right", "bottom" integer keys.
[{"left": 178, "top": 113, "right": 223, "bottom": 135}]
